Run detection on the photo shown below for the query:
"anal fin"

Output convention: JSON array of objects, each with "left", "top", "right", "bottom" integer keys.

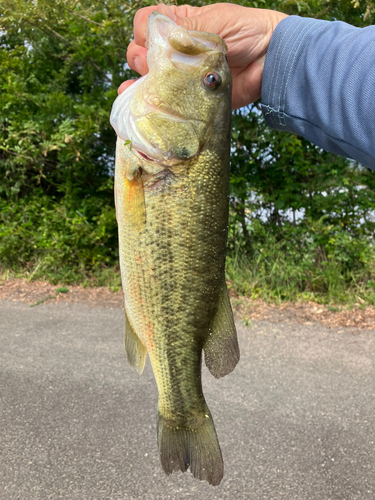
[
  {"left": 204, "top": 283, "right": 240, "bottom": 379},
  {"left": 124, "top": 310, "right": 147, "bottom": 375}
]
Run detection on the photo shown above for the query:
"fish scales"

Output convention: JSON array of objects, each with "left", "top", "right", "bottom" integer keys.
[
  {"left": 118, "top": 146, "right": 228, "bottom": 413},
  {"left": 111, "top": 12, "right": 240, "bottom": 486}
]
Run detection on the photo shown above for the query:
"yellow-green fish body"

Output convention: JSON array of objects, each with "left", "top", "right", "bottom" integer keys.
[{"left": 110, "top": 12, "right": 239, "bottom": 486}]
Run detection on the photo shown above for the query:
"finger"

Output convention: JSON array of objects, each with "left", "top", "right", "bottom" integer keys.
[
  {"left": 162, "top": 4, "right": 217, "bottom": 31},
  {"left": 158, "top": 4, "right": 209, "bottom": 21},
  {"left": 129, "top": 4, "right": 208, "bottom": 75},
  {"left": 118, "top": 80, "right": 137, "bottom": 95},
  {"left": 133, "top": 4, "right": 207, "bottom": 47},
  {"left": 133, "top": 6, "right": 159, "bottom": 47},
  {"left": 127, "top": 41, "right": 148, "bottom": 75},
  {"left": 133, "top": 4, "right": 179, "bottom": 47}
]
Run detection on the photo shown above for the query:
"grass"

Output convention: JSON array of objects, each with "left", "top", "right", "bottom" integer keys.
[
  {"left": 30, "top": 287, "right": 70, "bottom": 307},
  {"left": 0, "top": 263, "right": 122, "bottom": 292},
  {"left": 226, "top": 253, "right": 375, "bottom": 307},
  {"left": 2, "top": 219, "right": 375, "bottom": 307},
  {"left": 225, "top": 232, "right": 375, "bottom": 307},
  {"left": 2, "top": 253, "right": 375, "bottom": 309},
  {"left": 2, "top": 194, "right": 375, "bottom": 306}
]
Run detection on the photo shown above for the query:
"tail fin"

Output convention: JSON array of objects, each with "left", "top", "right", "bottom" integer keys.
[{"left": 157, "top": 411, "right": 224, "bottom": 486}]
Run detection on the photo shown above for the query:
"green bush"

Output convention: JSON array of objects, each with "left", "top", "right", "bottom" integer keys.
[
  {"left": 226, "top": 219, "right": 375, "bottom": 305},
  {"left": 0, "top": 193, "right": 119, "bottom": 285},
  {"left": 1, "top": 0, "right": 375, "bottom": 304}
]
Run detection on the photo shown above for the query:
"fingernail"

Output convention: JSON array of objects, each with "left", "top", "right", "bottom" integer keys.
[{"left": 134, "top": 56, "right": 143, "bottom": 75}]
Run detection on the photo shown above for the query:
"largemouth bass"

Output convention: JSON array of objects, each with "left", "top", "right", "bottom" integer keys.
[{"left": 110, "top": 12, "right": 239, "bottom": 486}]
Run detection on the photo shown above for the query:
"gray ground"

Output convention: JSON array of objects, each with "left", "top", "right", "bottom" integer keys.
[{"left": 1, "top": 300, "right": 374, "bottom": 500}]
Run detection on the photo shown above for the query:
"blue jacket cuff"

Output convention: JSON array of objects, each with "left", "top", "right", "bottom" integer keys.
[{"left": 260, "top": 15, "right": 375, "bottom": 169}]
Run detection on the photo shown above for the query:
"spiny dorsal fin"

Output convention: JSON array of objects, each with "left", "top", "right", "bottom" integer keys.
[{"left": 204, "top": 283, "right": 240, "bottom": 378}]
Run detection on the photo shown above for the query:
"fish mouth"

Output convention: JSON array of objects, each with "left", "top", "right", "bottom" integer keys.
[
  {"left": 134, "top": 94, "right": 208, "bottom": 165},
  {"left": 125, "top": 100, "right": 207, "bottom": 167},
  {"left": 111, "top": 77, "right": 205, "bottom": 166},
  {"left": 135, "top": 150, "right": 155, "bottom": 162},
  {"left": 110, "top": 11, "right": 227, "bottom": 165}
]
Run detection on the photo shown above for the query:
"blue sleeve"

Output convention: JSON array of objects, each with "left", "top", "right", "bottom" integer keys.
[{"left": 260, "top": 16, "right": 375, "bottom": 169}]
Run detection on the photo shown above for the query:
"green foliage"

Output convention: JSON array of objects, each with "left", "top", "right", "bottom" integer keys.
[
  {"left": 1, "top": 0, "right": 375, "bottom": 305},
  {"left": 0, "top": 193, "right": 119, "bottom": 284},
  {"left": 1, "top": 0, "right": 135, "bottom": 200},
  {"left": 223, "top": 0, "right": 375, "bottom": 305},
  {"left": 226, "top": 224, "right": 375, "bottom": 305},
  {"left": 228, "top": 104, "right": 375, "bottom": 304},
  {"left": 0, "top": 0, "right": 150, "bottom": 286}
]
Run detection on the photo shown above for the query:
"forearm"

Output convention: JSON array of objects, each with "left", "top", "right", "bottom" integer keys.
[{"left": 260, "top": 16, "right": 375, "bottom": 169}]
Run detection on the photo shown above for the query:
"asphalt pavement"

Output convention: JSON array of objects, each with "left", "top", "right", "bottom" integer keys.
[{"left": 1, "top": 300, "right": 374, "bottom": 500}]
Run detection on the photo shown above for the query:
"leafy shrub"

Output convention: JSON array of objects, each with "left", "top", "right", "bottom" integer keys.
[{"left": 0, "top": 193, "right": 119, "bottom": 284}]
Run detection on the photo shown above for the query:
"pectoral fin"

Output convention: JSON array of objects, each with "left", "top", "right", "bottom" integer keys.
[
  {"left": 124, "top": 310, "right": 147, "bottom": 375},
  {"left": 123, "top": 169, "right": 146, "bottom": 230},
  {"left": 115, "top": 140, "right": 146, "bottom": 231},
  {"left": 204, "top": 284, "right": 240, "bottom": 379}
]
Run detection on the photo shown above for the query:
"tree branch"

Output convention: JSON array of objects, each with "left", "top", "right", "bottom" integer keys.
[
  {"left": 0, "top": 147, "right": 34, "bottom": 161},
  {"left": 44, "top": 25, "right": 71, "bottom": 45},
  {"left": 42, "top": 27, "right": 112, "bottom": 84},
  {"left": 88, "top": 58, "right": 112, "bottom": 83},
  {"left": 66, "top": 9, "right": 101, "bottom": 26}
]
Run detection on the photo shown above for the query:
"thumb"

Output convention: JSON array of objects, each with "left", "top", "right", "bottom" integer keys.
[{"left": 155, "top": 4, "right": 202, "bottom": 32}]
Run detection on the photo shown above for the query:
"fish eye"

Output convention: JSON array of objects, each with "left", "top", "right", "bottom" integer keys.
[{"left": 203, "top": 72, "right": 222, "bottom": 90}]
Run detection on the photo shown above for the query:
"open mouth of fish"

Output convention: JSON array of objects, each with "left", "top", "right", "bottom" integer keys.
[
  {"left": 111, "top": 84, "right": 208, "bottom": 167},
  {"left": 110, "top": 11, "right": 228, "bottom": 168},
  {"left": 136, "top": 150, "right": 155, "bottom": 162}
]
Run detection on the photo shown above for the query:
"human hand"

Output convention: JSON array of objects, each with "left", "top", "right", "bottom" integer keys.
[{"left": 119, "top": 3, "right": 288, "bottom": 109}]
